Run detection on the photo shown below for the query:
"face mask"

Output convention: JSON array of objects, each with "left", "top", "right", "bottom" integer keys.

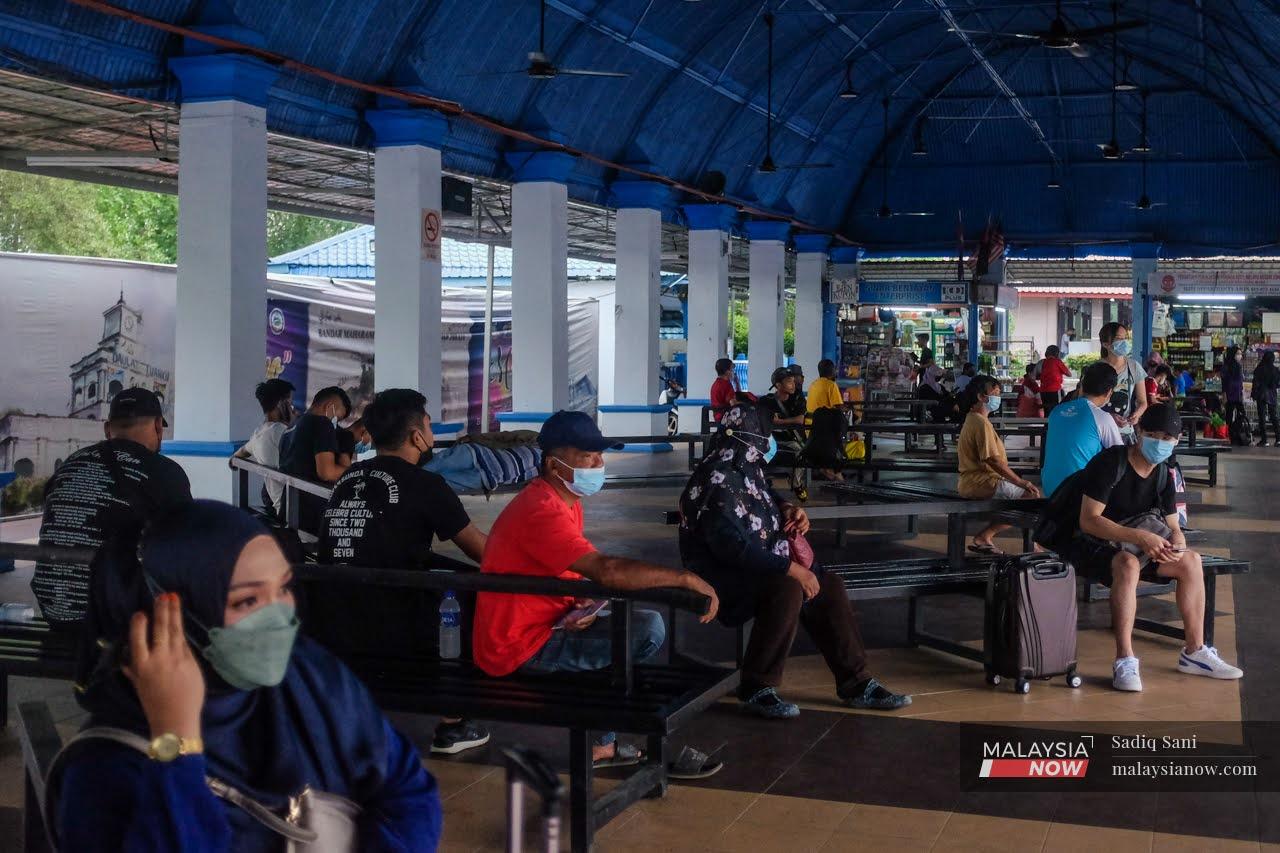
[
  {"left": 763, "top": 435, "right": 778, "bottom": 463},
  {"left": 200, "top": 602, "right": 300, "bottom": 691},
  {"left": 330, "top": 416, "right": 339, "bottom": 428},
  {"left": 553, "top": 457, "right": 606, "bottom": 498},
  {"left": 985, "top": 394, "right": 1002, "bottom": 413},
  {"left": 1111, "top": 339, "right": 1132, "bottom": 357},
  {"left": 354, "top": 441, "right": 372, "bottom": 456},
  {"left": 1140, "top": 435, "right": 1176, "bottom": 465},
  {"left": 724, "top": 429, "right": 774, "bottom": 463}
]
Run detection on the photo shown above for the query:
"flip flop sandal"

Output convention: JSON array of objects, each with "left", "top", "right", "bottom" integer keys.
[
  {"left": 668, "top": 745, "right": 724, "bottom": 780},
  {"left": 593, "top": 742, "right": 644, "bottom": 769},
  {"left": 968, "top": 542, "right": 1004, "bottom": 556}
]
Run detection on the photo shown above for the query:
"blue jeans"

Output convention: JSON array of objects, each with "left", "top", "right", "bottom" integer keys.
[{"left": 520, "top": 608, "right": 666, "bottom": 747}]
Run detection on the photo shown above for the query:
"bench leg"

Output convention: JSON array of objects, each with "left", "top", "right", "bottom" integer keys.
[
  {"left": 569, "top": 729, "right": 594, "bottom": 853},
  {"left": 25, "top": 771, "right": 50, "bottom": 853},
  {"left": 646, "top": 734, "right": 669, "bottom": 799},
  {"left": 1204, "top": 574, "right": 1217, "bottom": 648},
  {"left": 1209, "top": 454, "right": 1218, "bottom": 488},
  {"left": 1023, "top": 527, "right": 1033, "bottom": 553},
  {"left": 907, "top": 596, "right": 920, "bottom": 647},
  {"left": 1, "top": 674, "right": 8, "bottom": 729}
]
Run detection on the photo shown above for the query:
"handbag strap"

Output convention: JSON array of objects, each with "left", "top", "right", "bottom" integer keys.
[{"left": 44, "top": 727, "right": 317, "bottom": 848}]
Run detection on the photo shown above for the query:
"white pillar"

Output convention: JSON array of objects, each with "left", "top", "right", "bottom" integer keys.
[
  {"left": 792, "top": 234, "right": 829, "bottom": 378},
  {"left": 500, "top": 145, "right": 576, "bottom": 429},
  {"left": 600, "top": 180, "right": 672, "bottom": 437},
  {"left": 745, "top": 220, "right": 791, "bottom": 394},
  {"left": 681, "top": 204, "right": 736, "bottom": 433},
  {"left": 366, "top": 107, "right": 448, "bottom": 422},
  {"left": 167, "top": 53, "right": 277, "bottom": 500}
]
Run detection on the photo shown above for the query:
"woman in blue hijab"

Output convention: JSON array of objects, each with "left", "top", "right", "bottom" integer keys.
[{"left": 56, "top": 500, "right": 442, "bottom": 851}]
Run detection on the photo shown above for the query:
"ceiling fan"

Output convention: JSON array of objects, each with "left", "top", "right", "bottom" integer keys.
[
  {"left": 947, "top": 0, "right": 1142, "bottom": 59},
  {"left": 1097, "top": 1, "right": 1126, "bottom": 160},
  {"left": 748, "top": 12, "right": 833, "bottom": 173},
  {"left": 1124, "top": 156, "right": 1166, "bottom": 210},
  {"left": 863, "top": 97, "right": 933, "bottom": 218},
  {"left": 471, "top": 0, "right": 629, "bottom": 80}
]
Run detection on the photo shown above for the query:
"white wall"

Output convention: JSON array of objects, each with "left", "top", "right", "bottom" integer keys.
[{"left": 1014, "top": 297, "right": 1055, "bottom": 355}]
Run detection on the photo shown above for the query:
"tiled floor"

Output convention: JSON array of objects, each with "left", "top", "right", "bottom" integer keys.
[{"left": 1, "top": 444, "right": 1274, "bottom": 851}]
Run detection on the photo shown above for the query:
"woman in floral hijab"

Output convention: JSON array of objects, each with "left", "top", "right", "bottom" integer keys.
[{"left": 678, "top": 404, "right": 910, "bottom": 718}]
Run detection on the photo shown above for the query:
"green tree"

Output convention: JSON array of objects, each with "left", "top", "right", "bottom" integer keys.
[
  {"left": 729, "top": 297, "right": 796, "bottom": 358},
  {"left": 267, "top": 211, "right": 351, "bottom": 257},
  {"left": 0, "top": 172, "right": 111, "bottom": 257},
  {"left": 96, "top": 185, "right": 178, "bottom": 263}
]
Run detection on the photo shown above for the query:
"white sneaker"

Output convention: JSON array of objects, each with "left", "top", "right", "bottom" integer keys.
[
  {"left": 1178, "top": 645, "right": 1243, "bottom": 680},
  {"left": 1113, "top": 656, "right": 1143, "bottom": 692}
]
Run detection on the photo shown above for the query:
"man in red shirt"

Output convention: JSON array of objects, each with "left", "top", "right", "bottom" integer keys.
[
  {"left": 473, "top": 410, "right": 720, "bottom": 765},
  {"left": 710, "top": 357, "right": 752, "bottom": 421},
  {"left": 1038, "top": 344, "right": 1072, "bottom": 415}
]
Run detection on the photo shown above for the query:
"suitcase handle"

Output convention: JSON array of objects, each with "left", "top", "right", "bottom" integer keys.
[{"left": 1031, "top": 560, "right": 1068, "bottom": 580}]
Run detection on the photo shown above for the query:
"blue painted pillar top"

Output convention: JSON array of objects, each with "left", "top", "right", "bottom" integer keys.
[
  {"left": 682, "top": 203, "right": 739, "bottom": 232},
  {"left": 168, "top": 1, "right": 277, "bottom": 106}
]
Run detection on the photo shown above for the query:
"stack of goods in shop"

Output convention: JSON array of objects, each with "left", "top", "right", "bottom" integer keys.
[{"left": 863, "top": 346, "right": 917, "bottom": 394}]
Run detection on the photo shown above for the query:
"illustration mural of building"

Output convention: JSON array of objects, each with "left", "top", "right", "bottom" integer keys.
[{"left": 68, "top": 291, "right": 172, "bottom": 421}]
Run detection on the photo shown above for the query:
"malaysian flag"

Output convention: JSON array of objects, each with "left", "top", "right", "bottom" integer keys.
[{"left": 967, "top": 218, "right": 1005, "bottom": 277}]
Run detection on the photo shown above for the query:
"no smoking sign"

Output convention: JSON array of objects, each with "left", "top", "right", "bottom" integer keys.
[{"left": 421, "top": 208, "right": 441, "bottom": 262}]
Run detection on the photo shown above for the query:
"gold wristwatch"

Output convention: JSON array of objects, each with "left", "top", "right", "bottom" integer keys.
[{"left": 148, "top": 733, "right": 204, "bottom": 762}]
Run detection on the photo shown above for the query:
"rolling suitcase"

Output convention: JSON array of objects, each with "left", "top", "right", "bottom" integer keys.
[
  {"left": 984, "top": 553, "right": 1082, "bottom": 694},
  {"left": 504, "top": 747, "right": 564, "bottom": 853}
]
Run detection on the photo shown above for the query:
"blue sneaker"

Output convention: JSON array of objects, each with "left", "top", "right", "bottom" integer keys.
[{"left": 740, "top": 687, "right": 800, "bottom": 720}]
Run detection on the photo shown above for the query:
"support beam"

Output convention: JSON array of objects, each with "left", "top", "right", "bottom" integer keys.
[
  {"left": 367, "top": 103, "right": 449, "bottom": 423},
  {"left": 500, "top": 141, "right": 576, "bottom": 430},
  {"left": 681, "top": 204, "right": 738, "bottom": 432},
  {"left": 745, "top": 220, "right": 791, "bottom": 394},
  {"left": 166, "top": 51, "right": 277, "bottom": 500},
  {"left": 1131, "top": 243, "right": 1161, "bottom": 363},
  {"left": 792, "top": 234, "right": 830, "bottom": 378},
  {"left": 600, "top": 178, "right": 673, "bottom": 438}
]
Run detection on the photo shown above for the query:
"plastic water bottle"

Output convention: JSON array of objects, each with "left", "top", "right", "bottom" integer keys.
[
  {"left": 439, "top": 592, "right": 461, "bottom": 660},
  {"left": 0, "top": 603, "right": 35, "bottom": 623}
]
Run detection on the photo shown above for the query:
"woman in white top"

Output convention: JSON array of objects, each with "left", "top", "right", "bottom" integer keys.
[{"left": 1097, "top": 322, "right": 1149, "bottom": 442}]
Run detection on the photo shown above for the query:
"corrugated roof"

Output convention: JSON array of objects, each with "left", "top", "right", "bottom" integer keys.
[
  {"left": 267, "top": 225, "right": 616, "bottom": 280},
  {"left": 6, "top": 2, "right": 1280, "bottom": 250}
]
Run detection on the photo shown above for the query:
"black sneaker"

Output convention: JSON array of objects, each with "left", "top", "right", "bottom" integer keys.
[
  {"left": 431, "top": 719, "right": 491, "bottom": 755},
  {"left": 842, "top": 677, "right": 912, "bottom": 711}
]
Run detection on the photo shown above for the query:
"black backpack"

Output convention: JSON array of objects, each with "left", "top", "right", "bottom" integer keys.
[{"left": 1032, "top": 447, "right": 1167, "bottom": 553}]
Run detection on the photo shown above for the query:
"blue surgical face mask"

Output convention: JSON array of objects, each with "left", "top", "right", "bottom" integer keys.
[
  {"left": 763, "top": 435, "right": 778, "bottom": 463},
  {"left": 1140, "top": 435, "right": 1176, "bottom": 465},
  {"left": 985, "top": 394, "right": 1002, "bottom": 413},
  {"left": 725, "top": 429, "right": 775, "bottom": 463},
  {"left": 355, "top": 441, "right": 372, "bottom": 456},
  {"left": 553, "top": 457, "right": 606, "bottom": 497},
  {"left": 1111, "top": 339, "right": 1132, "bottom": 357}
]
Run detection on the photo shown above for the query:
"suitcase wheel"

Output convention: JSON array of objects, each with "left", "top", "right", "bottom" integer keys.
[
  {"left": 1015, "top": 678, "right": 1031, "bottom": 695},
  {"left": 1066, "top": 666, "right": 1082, "bottom": 689},
  {"left": 985, "top": 673, "right": 1001, "bottom": 687}
]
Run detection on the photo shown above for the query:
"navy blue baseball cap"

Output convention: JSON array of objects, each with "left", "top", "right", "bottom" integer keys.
[{"left": 538, "top": 410, "right": 623, "bottom": 452}]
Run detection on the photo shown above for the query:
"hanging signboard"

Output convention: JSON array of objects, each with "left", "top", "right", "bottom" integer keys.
[
  {"left": 855, "top": 280, "right": 968, "bottom": 305},
  {"left": 829, "top": 275, "right": 858, "bottom": 303},
  {"left": 1147, "top": 270, "right": 1280, "bottom": 297}
]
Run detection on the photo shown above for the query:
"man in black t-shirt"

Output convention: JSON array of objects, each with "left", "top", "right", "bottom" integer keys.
[
  {"left": 316, "top": 388, "right": 489, "bottom": 754},
  {"left": 35, "top": 388, "right": 192, "bottom": 625},
  {"left": 278, "top": 385, "right": 352, "bottom": 533},
  {"left": 1073, "top": 403, "right": 1242, "bottom": 692}
]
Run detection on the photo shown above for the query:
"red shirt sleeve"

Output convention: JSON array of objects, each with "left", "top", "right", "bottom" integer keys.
[{"left": 710, "top": 378, "right": 735, "bottom": 410}]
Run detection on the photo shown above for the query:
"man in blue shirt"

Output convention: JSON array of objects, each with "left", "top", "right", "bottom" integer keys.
[{"left": 1041, "top": 362, "right": 1125, "bottom": 495}]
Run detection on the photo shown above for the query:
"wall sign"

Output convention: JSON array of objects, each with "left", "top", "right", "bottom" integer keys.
[
  {"left": 1147, "top": 270, "right": 1280, "bottom": 297},
  {"left": 855, "top": 280, "right": 969, "bottom": 305},
  {"left": 421, "top": 208, "right": 442, "bottom": 262},
  {"left": 829, "top": 275, "right": 858, "bottom": 303}
]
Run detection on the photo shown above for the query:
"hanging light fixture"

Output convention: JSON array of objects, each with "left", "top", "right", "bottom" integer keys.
[
  {"left": 912, "top": 117, "right": 927, "bottom": 156},
  {"left": 1130, "top": 90, "right": 1152, "bottom": 153},
  {"left": 838, "top": 60, "right": 858, "bottom": 100},
  {"left": 1100, "top": 1, "right": 1123, "bottom": 160},
  {"left": 1046, "top": 165, "right": 1062, "bottom": 189},
  {"left": 1114, "top": 56, "right": 1139, "bottom": 92}
]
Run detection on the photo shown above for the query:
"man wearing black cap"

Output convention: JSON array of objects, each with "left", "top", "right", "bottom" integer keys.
[
  {"left": 473, "top": 411, "right": 720, "bottom": 767},
  {"left": 34, "top": 387, "right": 192, "bottom": 625},
  {"left": 1074, "top": 403, "right": 1243, "bottom": 691}
]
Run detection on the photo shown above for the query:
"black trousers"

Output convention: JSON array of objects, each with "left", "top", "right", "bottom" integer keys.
[
  {"left": 1258, "top": 402, "right": 1279, "bottom": 443},
  {"left": 1041, "top": 390, "right": 1063, "bottom": 416},
  {"left": 739, "top": 572, "right": 870, "bottom": 698}
]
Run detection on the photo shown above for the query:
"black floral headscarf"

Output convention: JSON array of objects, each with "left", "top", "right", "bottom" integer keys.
[{"left": 679, "top": 404, "right": 789, "bottom": 561}]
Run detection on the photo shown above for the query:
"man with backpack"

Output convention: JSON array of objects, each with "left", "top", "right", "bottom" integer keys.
[{"left": 1067, "top": 403, "right": 1242, "bottom": 692}]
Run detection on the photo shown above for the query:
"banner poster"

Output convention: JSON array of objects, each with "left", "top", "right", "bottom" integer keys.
[{"left": 1, "top": 255, "right": 601, "bottom": 494}]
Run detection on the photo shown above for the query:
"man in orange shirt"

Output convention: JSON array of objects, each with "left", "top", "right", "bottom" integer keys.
[{"left": 473, "top": 411, "right": 719, "bottom": 767}]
